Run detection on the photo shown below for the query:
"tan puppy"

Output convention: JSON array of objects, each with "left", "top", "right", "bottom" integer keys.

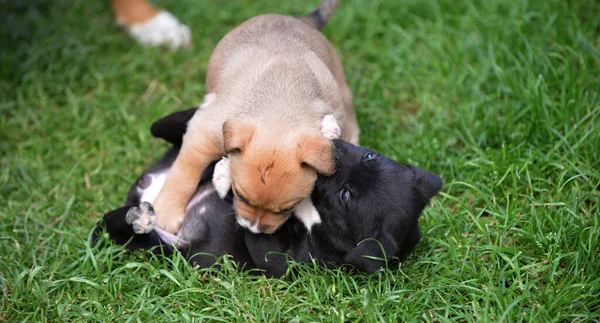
[{"left": 153, "top": 0, "right": 360, "bottom": 234}]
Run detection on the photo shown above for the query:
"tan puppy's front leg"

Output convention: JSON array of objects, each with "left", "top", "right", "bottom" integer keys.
[{"left": 153, "top": 127, "right": 223, "bottom": 233}]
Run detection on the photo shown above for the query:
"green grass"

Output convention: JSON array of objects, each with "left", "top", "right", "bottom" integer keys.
[{"left": 1, "top": 0, "right": 599, "bottom": 321}]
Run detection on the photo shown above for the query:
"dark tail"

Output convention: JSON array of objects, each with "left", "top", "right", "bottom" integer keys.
[{"left": 300, "top": 0, "right": 341, "bottom": 30}]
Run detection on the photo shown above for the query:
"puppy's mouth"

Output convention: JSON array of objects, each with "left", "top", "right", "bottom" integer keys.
[
  {"left": 234, "top": 215, "right": 261, "bottom": 233},
  {"left": 233, "top": 205, "right": 290, "bottom": 234},
  {"left": 232, "top": 196, "right": 293, "bottom": 234},
  {"left": 235, "top": 215, "right": 281, "bottom": 234}
]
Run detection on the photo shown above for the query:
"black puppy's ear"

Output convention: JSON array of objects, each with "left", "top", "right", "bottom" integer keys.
[
  {"left": 150, "top": 107, "right": 198, "bottom": 146},
  {"left": 412, "top": 167, "right": 443, "bottom": 200}
]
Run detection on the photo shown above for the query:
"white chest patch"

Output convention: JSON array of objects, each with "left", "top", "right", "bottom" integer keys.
[
  {"left": 139, "top": 171, "right": 168, "bottom": 205},
  {"left": 293, "top": 198, "right": 322, "bottom": 233}
]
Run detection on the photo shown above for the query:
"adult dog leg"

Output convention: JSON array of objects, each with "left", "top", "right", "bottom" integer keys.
[{"left": 111, "top": 0, "right": 191, "bottom": 49}]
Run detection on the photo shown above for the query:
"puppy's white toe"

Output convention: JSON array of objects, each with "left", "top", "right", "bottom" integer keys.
[
  {"left": 123, "top": 11, "right": 191, "bottom": 49},
  {"left": 321, "top": 114, "right": 341, "bottom": 140},
  {"left": 213, "top": 157, "right": 232, "bottom": 199},
  {"left": 125, "top": 202, "right": 157, "bottom": 234}
]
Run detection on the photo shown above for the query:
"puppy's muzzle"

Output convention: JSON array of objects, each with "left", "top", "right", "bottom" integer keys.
[{"left": 233, "top": 200, "right": 290, "bottom": 234}]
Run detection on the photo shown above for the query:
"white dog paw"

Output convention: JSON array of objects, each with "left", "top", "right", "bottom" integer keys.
[
  {"left": 212, "top": 157, "right": 232, "bottom": 199},
  {"left": 123, "top": 11, "right": 191, "bottom": 49},
  {"left": 321, "top": 114, "right": 341, "bottom": 140},
  {"left": 125, "top": 202, "right": 157, "bottom": 234}
]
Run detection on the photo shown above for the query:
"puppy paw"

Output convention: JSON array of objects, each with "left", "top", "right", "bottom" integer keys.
[
  {"left": 154, "top": 206, "right": 185, "bottom": 234},
  {"left": 125, "top": 202, "right": 157, "bottom": 234},
  {"left": 123, "top": 11, "right": 191, "bottom": 49},
  {"left": 212, "top": 157, "right": 232, "bottom": 199},
  {"left": 321, "top": 114, "right": 341, "bottom": 140}
]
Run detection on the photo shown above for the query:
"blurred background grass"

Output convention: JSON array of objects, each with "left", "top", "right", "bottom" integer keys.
[{"left": 1, "top": 0, "right": 599, "bottom": 321}]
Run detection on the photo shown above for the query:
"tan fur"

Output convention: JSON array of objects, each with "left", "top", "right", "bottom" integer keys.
[
  {"left": 223, "top": 120, "right": 255, "bottom": 154},
  {"left": 111, "top": 0, "right": 158, "bottom": 25},
  {"left": 297, "top": 133, "right": 337, "bottom": 175},
  {"left": 154, "top": 13, "right": 359, "bottom": 234}
]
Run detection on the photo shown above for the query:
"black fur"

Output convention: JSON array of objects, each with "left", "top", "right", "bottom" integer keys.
[
  {"left": 149, "top": 107, "right": 197, "bottom": 146},
  {"left": 94, "top": 109, "right": 442, "bottom": 277},
  {"left": 244, "top": 140, "right": 443, "bottom": 276}
]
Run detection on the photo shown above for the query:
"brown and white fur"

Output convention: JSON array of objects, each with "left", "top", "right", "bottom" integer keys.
[
  {"left": 152, "top": 0, "right": 360, "bottom": 234},
  {"left": 111, "top": 0, "right": 191, "bottom": 49}
]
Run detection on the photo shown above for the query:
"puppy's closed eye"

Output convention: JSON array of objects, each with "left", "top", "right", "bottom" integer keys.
[
  {"left": 276, "top": 207, "right": 294, "bottom": 215},
  {"left": 232, "top": 187, "right": 252, "bottom": 206}
]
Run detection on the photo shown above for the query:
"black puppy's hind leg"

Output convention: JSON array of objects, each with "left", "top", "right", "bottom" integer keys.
[
  {"left": 127, "top": 202, "right": 182, "bottom": 247},
  {"left": 100, "top": 204, "right": 167, "bottom": 252},
  {"left": 126, "top": 202, "right": 156, "bottom": 234},
  {"left": 150, "top": 107, "right": 197, "bottom": 146}
]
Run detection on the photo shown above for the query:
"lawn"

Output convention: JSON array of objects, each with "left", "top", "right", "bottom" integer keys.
[{"left": 1, "top": 0, "right": 599, "bottom": 321}]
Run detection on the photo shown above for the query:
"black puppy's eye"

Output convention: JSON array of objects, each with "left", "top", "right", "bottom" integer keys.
[
  {"left": 340, "top": 188, "right": 351, "bottom": 204},
  {"left": 364, "top": 152, "right": 376, "bottom": 160}
]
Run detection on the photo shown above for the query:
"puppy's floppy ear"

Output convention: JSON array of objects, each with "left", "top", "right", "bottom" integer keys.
[
  {"left": 150, "top": 107, "right": 198, "bottom": 146},
  {"left": 297, "top": 134, "right": 336, "bottom": 175},
  {"left": 412, "top": 167, "right": 443, "bottom": 199},
  {"left": 222, "top": 120, "right": 255, "bottom": 154}
]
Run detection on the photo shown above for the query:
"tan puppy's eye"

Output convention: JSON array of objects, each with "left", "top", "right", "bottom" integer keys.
[
  {"left": 275, "top": 199, "right": 302, "bottom": 214},
  {"left": 233, "top": 188, "right": 251, "bottom": 205},
  {"left": 276, "top": 207, "right": 294, "bottom": 215}
]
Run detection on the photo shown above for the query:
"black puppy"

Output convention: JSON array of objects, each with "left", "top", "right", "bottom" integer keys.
[
  {"left": 246, "top": 141, "right": 443, "bottom": 275},
  {"left": 100, "top": 145, "right": 255, "bottom": 270},
  {"left": 95, "top": 109, "right": 442, "bottom": 277}
]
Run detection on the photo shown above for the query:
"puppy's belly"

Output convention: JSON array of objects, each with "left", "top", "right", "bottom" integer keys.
[{"left": 136, "top": 169, "right": 226, "bottom": 245}]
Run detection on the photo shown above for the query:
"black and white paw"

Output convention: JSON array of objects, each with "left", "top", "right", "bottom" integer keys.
[
  {"left": 212, "top": 157, "right": 232, "bottom": 199},
  {"left": 321, "top": 114, "right": 341, "bottom": 140},
  {"left": 125, "top": 202, "right": 157, "bottom": 234}
]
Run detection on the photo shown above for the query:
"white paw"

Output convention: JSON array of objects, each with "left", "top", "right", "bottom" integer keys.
[
  {"left": 321, "top": 114, "right": 341, "bottom": 140},
  {"left": 212, "top": 157, "right": 232, "bottom": 199},
  {"left": 125, "top": 202, "right": 157, "bottom": 234},
  {"left": 124, "top": 11, "right": 191, "bottom": 49}
]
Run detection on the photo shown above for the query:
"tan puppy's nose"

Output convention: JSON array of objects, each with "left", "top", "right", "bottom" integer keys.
[
  {"left": 254, "top": 210, "right": 291, "bottom": 234},
  {"left": 258, "top": 224, "right": 276, "bottom": 234},
  {"left": 234, "top": 202, "right": 290, "bottom": 234}
]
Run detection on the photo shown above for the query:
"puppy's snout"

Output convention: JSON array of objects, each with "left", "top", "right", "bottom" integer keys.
[
  {"left": 233, "top": 201, "right": 289, "bottom": 234},
  {"left": 258, "top": 224, "right": 276, "bottom": 234}
]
